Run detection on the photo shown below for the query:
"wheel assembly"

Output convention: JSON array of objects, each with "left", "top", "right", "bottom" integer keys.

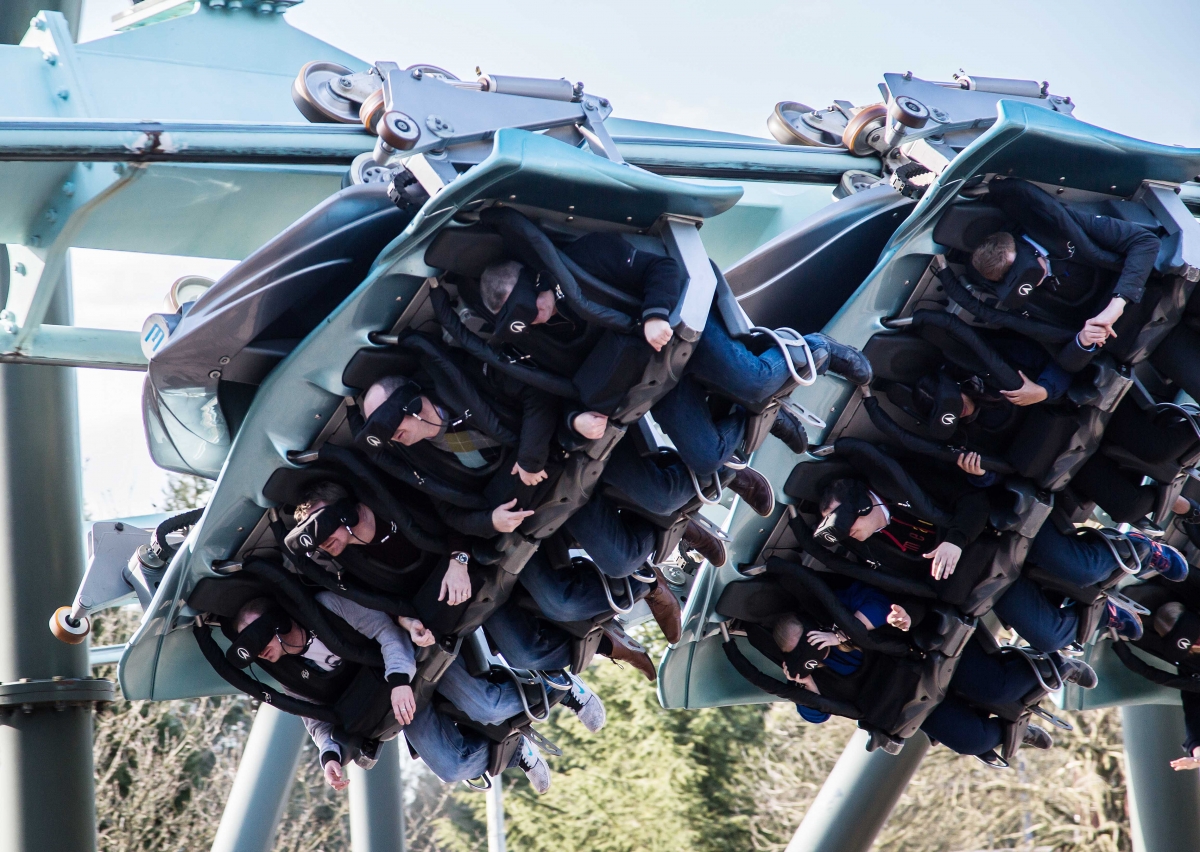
[
  {"left": 358, "top": 88, "right": 386, "bottom": 134},
  {"left": 50, "top": 606, "right": 89, "bottom": 645},
  {"left": 378, "top": 110, "right": 421, "bottom": 151},
  {"left": 344, "top": 152, "right": 402, "bottom": 188},
  {"left": 291, "top": 61, "right": 365, "bottom": 124},
  {"left": 841, "top": 103, "right": 888, "bottom": 156},
  {"left": 768, "top": 101, "right": 848, "bottom": 148}
]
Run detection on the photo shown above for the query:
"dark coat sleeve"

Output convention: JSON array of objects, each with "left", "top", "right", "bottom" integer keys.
[
  {"left": 1071, "top": 211, "right": 1161, "bottom": 305},
  {"left": 433, "top": 501, "right": 497, "bottom": 540},
  {"left": 909, "top": 464, "right": 991, "bottom": 550},
  {"left": 562, "top": 233, "right": 684, "bottom": 323},
  {"left": 942, "top": 489, "right": 991, "bottom": 550},
  {"left": 503, "top": 380, "right": 557, "bottom": 473}
]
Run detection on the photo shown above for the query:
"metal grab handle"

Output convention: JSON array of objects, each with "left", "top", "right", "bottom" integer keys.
[
  {"left": 748, "top": 326, "right": 818, "bottom": 387},
  {"left": 504, "top": 668, "right": 551, "bottom": 724},
  {"left": 688, "top": 468, "right": 723, "bottom": 506},
  {"left": 590, "top": 560, "right": 634, "bottom": 614}
]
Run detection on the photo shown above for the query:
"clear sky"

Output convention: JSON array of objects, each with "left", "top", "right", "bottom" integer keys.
[{"left": 69, "top": 0, "right": 1200, "bottom": 519}]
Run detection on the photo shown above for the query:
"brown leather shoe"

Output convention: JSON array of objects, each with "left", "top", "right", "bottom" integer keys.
[
  {"left": 645, "top": 569, "right": 683, "bottom": 644},
  {"left": 728, "top": 466, "right": 776, "bottom": 517},
  {"left": 601, "top": 622, "right": 657, "bottom": 681},
  {"left": 681, "top": 518, "right": 727, "bottom": 566}
]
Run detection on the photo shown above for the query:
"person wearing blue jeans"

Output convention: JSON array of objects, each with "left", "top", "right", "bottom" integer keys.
[
  {"left": 992, "top": 523, "right": 1187, "bottom": 652},
  {"left": 402, "top": 703, "right": 549, "bottom": 788}
]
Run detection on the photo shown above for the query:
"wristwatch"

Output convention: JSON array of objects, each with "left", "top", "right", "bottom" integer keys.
[{"left": 451, "top": 551, "right": 469, "bottom": 566}]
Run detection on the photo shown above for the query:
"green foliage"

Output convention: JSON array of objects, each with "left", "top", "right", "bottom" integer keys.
[{"left": 157, "top": 473, "right": 213, "bottom": 513}]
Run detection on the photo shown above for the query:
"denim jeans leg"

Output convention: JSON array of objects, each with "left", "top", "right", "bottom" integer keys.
[
  {"left": 434, "top": 657, "right": 525, "bottom": 727},
  {"left": 403, "top": 705, "right": 491, "bottom": 783},
  {"left": 920, "top": 695, "right": 1004, "bottom": 756},
  {"left": 652, "top": 375, "right": 746, "bottom": 476},
  {"left": 564, "top": 494, "right": 655, "bottom": 578},
  {"left": 686, "top": 312, "right": 790, "bottom": 404},
  {"left": 992, "top": 576, "right": 1079, "bottom": 653},
  {"left": 484, "top": 600, "right": 573, "bottom": 671},
  {"left": 600, "top": 439, "right": 695, "bottom": 516},
  {"left": 1029, "top": 524, "right": 1117, "bottom": 586},
  {"left": 949, "top": 642, "right": 1041, "bottom": 705},
  {"left": 518, "top": 552, "right": 615, "bottom": 622}
]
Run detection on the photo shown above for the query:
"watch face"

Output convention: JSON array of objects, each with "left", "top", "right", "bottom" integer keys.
[{"left": 454, "top": 553, "right": 469, "bottom": 564}]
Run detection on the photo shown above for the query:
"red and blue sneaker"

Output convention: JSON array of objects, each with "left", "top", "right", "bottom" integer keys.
[
  {"left": 1105, "top": 599, "right": 1144, "bottom": 642},
  {"left": 1127, "top": 531, "right": 1189, "bottom": 582}
]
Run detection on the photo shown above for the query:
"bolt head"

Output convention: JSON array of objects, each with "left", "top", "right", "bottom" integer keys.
[
  {"left": 209, "top": 370, "right": 222, "bottom": 379},
  {"left": 218, "top": 356, "right": 230, "bottom": 365},
  {"left": 56, "top": 89, "right": 70, "bottom": 100}
]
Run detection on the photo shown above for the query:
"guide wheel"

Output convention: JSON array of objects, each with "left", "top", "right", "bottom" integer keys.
[
  {"left": 50, "top": 606, "right": 89, "bottom": 645},
  {"left": 291, "top": 60, "right": 362, "bottom": 124},
  {"left": 359, "top": 88, "right": 386, "bottom": 134},
  {"left": 378, "top": 110, "right": 421, "bottom": 151},
  {"left": 841, "top": 103, "right": 888, "bottom": 156}
]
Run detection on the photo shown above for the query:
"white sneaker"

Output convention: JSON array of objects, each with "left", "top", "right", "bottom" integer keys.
[
  {"left": 516, "top": 737, "right": 551, "bottom": 794},
  {"left": 561, "top": 674, "right": 606, "bottom": 733}
]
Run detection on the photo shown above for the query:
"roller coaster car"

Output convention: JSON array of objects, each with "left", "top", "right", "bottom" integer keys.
[
  {"left": 116, "top": 126, "right": 742, "bottom": 702},
  {"left": 659, "top": 99, "right": 1200, "bottom": 718}
]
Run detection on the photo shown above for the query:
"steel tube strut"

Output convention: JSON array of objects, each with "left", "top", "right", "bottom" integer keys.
[
  {"left": 786, "top": 730, "right": 930, "bottom": 852},
  {"left": 1122, "top": 703, "right": 1200, "bottom": 852},
  {"left": 210, "top": 704, "right": 306, "bottom": 852},
  {"left": 0, "top": 262, "right": 102, "bottom": 852},
  {"left": 348, "top": 738, "right": 405, "bottom": 852}
]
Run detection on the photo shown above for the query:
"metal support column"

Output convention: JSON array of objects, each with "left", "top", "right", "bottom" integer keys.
[
  {"left": 786, "top": 730, "right": 931, "bottom": 852},
  {"left": 486, "top": 779, "right": 506, "bottom": 852},
  {"left": 349, "top": 737, "right": 405, "bottom": 852},
  {"left": 1122, "top": 703, "right": 1200, "bottom": 852},
  {"left": 0, "top": 261, "right": 105, "bottom": 852},
  {"left": 210, "top": 704, "right": 306, "bottom": 852}
]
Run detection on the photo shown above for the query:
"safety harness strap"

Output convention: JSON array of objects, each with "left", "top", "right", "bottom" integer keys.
[
  {"left": 194, "top": 624, "right": 341, "bottom": 724},
  {"left": 908, "top": 309, "right": 1023, "bottom": 391},
  {"left": 787, "top": 513, "right": 939, "bottom": 600},
  {"left": 428, "top": 287, "right": 580, "bottom": 399},
  {"left": 833, "top": 437, "right": 954, "bottom": 528},
  {"left": 721, "top": 638, "right": 863, "bottom": 718},
  {"left": 480, "top": 206, "right": 637, "bottom": 333},
  {"left": 862, "top": 396, "right": 1014, "bottom": 475},
  {"left": 762, "top": 556, "right": 916, "bottom": 657}
]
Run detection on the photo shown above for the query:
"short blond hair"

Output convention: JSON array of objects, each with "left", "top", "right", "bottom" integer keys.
[{"left": 971, "top": 232, "right": 1016, "bottom": 282}]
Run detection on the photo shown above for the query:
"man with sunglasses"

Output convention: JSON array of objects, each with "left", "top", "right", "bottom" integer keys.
[{"left": 957, "top": 178, "right": 1161, "bottom": 353}]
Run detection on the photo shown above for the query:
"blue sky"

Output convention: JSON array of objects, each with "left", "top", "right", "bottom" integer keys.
[{"left": 71, "top": 0, "right": 1200, "bottom": 518}]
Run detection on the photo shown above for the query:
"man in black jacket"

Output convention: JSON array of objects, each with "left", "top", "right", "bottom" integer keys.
[{"left": 961, "top": 178, "right": 1162, "bottom": 354}]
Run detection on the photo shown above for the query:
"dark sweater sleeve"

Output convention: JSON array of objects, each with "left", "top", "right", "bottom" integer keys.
[
  {"left": 514, "top": 385, "right": 556, "bottom": 473},
  {"left": 563, "top": 233, "right": 684, "bottom": 322},
  {"left": 943, "top": 490, "right": 991, "bottom": 550},
  {"left": 1183, "top": 691, "right": 1200, "bottom": 756},
  {"left": 1073, "top": 212, "right": 1161, "bottom": 305},
  {"left": 433, "top": 500, "right": 497, "bottom": 540}
]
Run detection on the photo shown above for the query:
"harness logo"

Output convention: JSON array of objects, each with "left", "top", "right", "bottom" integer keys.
[
  {"left": 804, "top": 659, "right": 820, "bottom": 670},
  {"left": 236, "top": 647, "right": 251, "bottom": 661},
  {"left": 366, "top": 435, "right": 382, "bottom": 448},
  {"left": 509, "top": 321, "right": 526, "bottom": 334},
  {"left": 301, "top": 669, "right": 310, "bottom": 679},
  {"left": 940, "top": 412, "right": 957, "bottom": 426},
  {"left": 1180, "top": 638, "right": 1193, "bottom": 651},
  {"left": 1018, "top": 283, "right": 1034, "bottom": 296},
  {"left": 299, "top": 534, "right": 313, "bottom": 549}
]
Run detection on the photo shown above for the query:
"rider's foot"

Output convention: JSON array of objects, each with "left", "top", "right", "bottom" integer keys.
[
  {"left": 1022, "top": 725, "right": 1053, "bottom": 750},
  {"left": 560, "top": 674, "right": 607, "bottom": 733},
  {"left": 729, "top": 467, "right": 776, "bottom": 517},
  {"left": 805, "top": 332, "right": 874, "bottom": 386},
  {"left": 645, "top": 569, "right": 683, "bottom": 643},
  {"left": 515, "top": 737, "right": 551, "bottom": 794},
  {"left": 1106, "top": 599, "right": 1144, "bottom": 641},
  {"left": 1128, "top": 531, "right": 1189, "bottom": 582},
  {"left": 1057, "top": 657, "right": 1098, "bottom": 689},
  {"left": 681, "top": 518, "right": 728, "bottom": 567},
  {"left": 769, "top": 404, "right": 809, "bottom": 455},
  {"left": 601, "top": 623, "right": 657, "bottom": 681}
]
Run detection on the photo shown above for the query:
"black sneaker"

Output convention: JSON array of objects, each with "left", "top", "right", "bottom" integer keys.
[
  {"left": 805, "top": 333, "right": 873, "bottom": 386},
  {"left": 769, "top": 405, "right": 809, "bottom": 455},
  {"left": 1022, "top": 725, "right": 1053, "bottom": 750},
  {"left": 1057, "top": 657, "right": 1098, "bottom": 689}
]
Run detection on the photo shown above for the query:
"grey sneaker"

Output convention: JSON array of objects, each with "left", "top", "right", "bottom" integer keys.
[
  {"left": 561, "top": 674, "right": 607, "bottom": 733},
  {"left": 515, "top": 737, "right": 551, "bottom": 794}
]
